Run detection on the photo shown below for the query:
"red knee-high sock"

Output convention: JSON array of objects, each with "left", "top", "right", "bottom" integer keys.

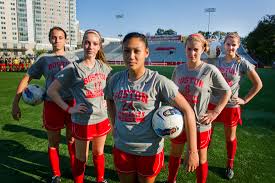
[
  {"left": 168, "top": 156, "right": 181, "bottom": 183},
  {"left": 68, "top": 141, "right": 76, "bottom": 175},
  {"left": 74, "top": 158, "right": 86, "bottom": 183},
  {"left": 226, "top": 138, "right": 237, "bottom": 169},
  {"left": 93, "top": 153, "right": 105, "bottom": 182},
  {"left": 196, "top": 162, "right": 208, "bottom": 183},
  {"left": 48, "top": 147, "right": 61, "bottom": 176}
]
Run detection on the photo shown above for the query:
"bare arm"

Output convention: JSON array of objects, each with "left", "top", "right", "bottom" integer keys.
[
  {"left": 200, "top": 89, "right": 232, "bottom": 124},
  {"left": 106, "top": 99, "right": 116, "bottom": 131},
  {"left": 47, "top": 79, "right": 87, "bottom": 114},
  {"left": 172, "top": 92, "right": 199, "bottom": 172},
  {"left": 11, "top": 74, "right": 32, "bottom": 120},
  {"left": 243, "top": 69, "right": 263, "bottom": 104},
  {"left": 233, "top": 69, "right": 263, "bottom": 105}
]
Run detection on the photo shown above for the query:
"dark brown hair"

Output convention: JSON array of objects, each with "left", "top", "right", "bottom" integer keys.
[
  {"left": 122, "top": 32, "right": 148, "bottom": 48},
  {"left": 48, "top": 26, "right": 67, "bottom": 42}
]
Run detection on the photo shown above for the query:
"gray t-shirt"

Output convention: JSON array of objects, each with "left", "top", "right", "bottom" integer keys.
[
  {"left": 56, "top": 59, "right": 111, "bottom": 125},
  {"left": 210, "top": 56, "right": 255, "bottom": 107},
  {"left": 105, "top": 69, "right": 179, "bottom": 156},
  {"left": 27, "top": 52, "right": 78, "bottom": 101},
  {"left": 172, "top": 62, "right": 230, "bottom": 132}
]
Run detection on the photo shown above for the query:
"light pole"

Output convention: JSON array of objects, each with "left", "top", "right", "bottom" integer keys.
[
  {"left": 68, "top": 0, "right": 71, "bottom": 50},
  {"left": 115, "top": 14, "right": 124, "bottom": 38},
  {"left": 204, "top": 8, "right": 216, "bottom": 37}
]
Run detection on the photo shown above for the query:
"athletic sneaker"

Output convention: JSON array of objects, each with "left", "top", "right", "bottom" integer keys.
[
  {"left": 51, "top": 176, "right": 61, "bottom": 183},
  {"left": 225, "top": 167, "right": 234, "bottom": 180},
  {"left": 97, "top": 180, "right": 108, "bottom": 183},
  {"left": 99, "top": 180, "right": 108, "bottom": 183}
]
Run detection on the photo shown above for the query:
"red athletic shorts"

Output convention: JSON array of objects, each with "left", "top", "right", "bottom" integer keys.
[
  {"left": 43, "top": 100, "right": 74, "bottom": 131},
  {"left": 208, "top": 103, "right": 242, "bottom": 127},
  {"left": 113, "top": 147, "right": 164, "bottom": 178},
  {"left": 171, "top": 130, "right": 211, "bottom": 149},
  {"left": 72, "top": 118, "right": 111, "bottom": 141}
]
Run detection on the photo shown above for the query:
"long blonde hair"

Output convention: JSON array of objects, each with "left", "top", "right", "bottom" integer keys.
[
  {"left": 224, "top": 32, "right": 241, "bottom": 62},
  {"left": 185, "top": 33, "right": 209, "bottom": 53},
  {"left": 82, "top": 29, "right": 109, "bottom": 66}
]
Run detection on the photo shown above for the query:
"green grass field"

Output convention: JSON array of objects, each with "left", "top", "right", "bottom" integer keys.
[{"left": 0, "top": 67, "right": 275, "bottom": 183}]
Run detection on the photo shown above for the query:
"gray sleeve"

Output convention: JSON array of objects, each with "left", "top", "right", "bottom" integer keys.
[
  {"left": 157, "top": 75, "right": 179, "bottom": 103},
  {"left": 240, "top": 59, "right": 255, "bottom": 74},
  {"left": 55, "top": 63, "right": 76, "bottom": 89},
  {"left": 27, "top": 56, "right": 44, "bottom": 79},
  {"left": 210, "top": 65, "right": 230, "bottom": 91},
  {"left": 104, "top": 72, "right": 117, "bottom": 100},
  {"left": 171, "top": 66, "right": 177, "bottom": 82}
]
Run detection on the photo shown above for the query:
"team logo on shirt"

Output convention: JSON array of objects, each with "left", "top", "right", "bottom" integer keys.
[
  {"left": 84, "top": 72, "right": 107, "bottom": 98},
  {"left": 115, "top": 89, "right": 148, "bottom": 123}
]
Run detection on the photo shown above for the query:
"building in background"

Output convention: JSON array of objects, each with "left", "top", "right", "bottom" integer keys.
[{"left": 0, "top": 0, "right": 77, "bottom": 57}]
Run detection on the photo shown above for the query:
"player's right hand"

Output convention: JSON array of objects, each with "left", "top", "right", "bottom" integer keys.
[
  {"left": 12, "top": 104, "right": 21, "bottom": 121},
  {"left": 68, "top": 103, "right": 88, "bottom": 114}
]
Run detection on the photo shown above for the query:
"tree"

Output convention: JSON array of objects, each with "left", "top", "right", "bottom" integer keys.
[
  {"left": 34, "top": 49, "right": 47, "bottom": 57},
  {"left": 155, "top": 28, "right": 177, "bottom": 35},
  {"left": 244, "top": 14, "right": 275, "bottom": 65},
  {"left": 198, "top": 30, "right": 226, "bottom": 39}
]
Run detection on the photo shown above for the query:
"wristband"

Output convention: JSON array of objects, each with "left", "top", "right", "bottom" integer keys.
[{"left": 189, "top": 150, "right": 198, "bottom": 154}]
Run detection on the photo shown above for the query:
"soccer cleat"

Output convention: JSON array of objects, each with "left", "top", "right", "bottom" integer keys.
[
  {"left": 97, "top": 180, "right": 108, "bottom": 183},
  {"left": 51, "top": 176, "right": 61, "bottom": 183},
  {"left": 225, "top": 167, "right": 234, "bottom": 180}
]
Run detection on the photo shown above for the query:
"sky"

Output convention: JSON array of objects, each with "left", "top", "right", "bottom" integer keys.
[{"left": 76, "top": 0, "right": 275, "bottom": 38}]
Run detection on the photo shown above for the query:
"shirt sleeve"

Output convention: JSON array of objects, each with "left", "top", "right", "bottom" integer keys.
[
  {"left": 104, "top": 72, "right": 118, "bottom": 100},
  {"left": 240, "top": 58, "right": 255, "bottom": 74},
  {"left": 55, "top": 63, "right": 76, "bottom": 89},
  {"left": 210, "top": 65, "right": 230, "bottom": 92},
  {"left": 157, "top": 75, "right": 179, "bottom": 104},
  {"left": 27, "top": 56, "right": 44, "bottom": 79},
  {"left": 171, "top": 66, "right": 177, "bottom": 82}
]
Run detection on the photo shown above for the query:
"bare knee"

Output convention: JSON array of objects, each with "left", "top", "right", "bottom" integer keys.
[
  {"left": 170, "top": 142, "right": 185, "bottom": 157},
  {"left": 75, "top": 140, "right": 89, "bottom": 162},
  {"left": 92, "top": 146, "right": 104, "bottom": 156},
  {"left": 199, "top": 148, "right": 208, "bottom": 164},
  {"left": 224, "top": 126, "right": 237, "bottom": 141},
  {"left": 66, "top": 128, "right": 74, "bottom": 144},
  {"left": 47, "top": 130, "right": 61, "bottom": 147}
]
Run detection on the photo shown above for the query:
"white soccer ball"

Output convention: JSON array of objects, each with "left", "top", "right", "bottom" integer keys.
[
  {"left": 152, "top": 106, "right": 184, "bottom": 139},
  {"left": 22, "top": 84, "right": 45, "bottom": 106}
]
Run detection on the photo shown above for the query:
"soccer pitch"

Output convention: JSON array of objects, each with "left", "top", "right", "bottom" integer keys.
[{"left": 0, "top": 67, "right": 274, "bottom": 183}]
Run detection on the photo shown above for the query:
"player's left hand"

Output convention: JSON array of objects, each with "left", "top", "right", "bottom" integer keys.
[
  {"left": 186, "top": 151, "right": 199, "bottom": 172},
  {"left": 232, "top": 97, "right": 246, "bottom": 105},
  {"left": 199, "top": 111, "right": 219, "bottom": 125}
]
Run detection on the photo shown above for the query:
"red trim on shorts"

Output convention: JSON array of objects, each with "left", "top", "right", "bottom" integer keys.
[
  {"left": 43, "top": 100, "right": 74, "bottom": 131},
  {"left": 208, "top": 103, "right": 242, "bottom": 127},
  {"left": 170, "top": 130, "right": 211, "bottom": 149},
  {"left": 113, "top": 147, "right": 164, "bottom": 178},
  {"left": 72, "top": 118, "right": 111, "bottom": 141}
]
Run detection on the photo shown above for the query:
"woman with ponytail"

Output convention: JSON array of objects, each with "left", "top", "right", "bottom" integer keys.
[
  {"left": 47, "top": 29, "right": 111, "bottom": 183},
  {"left": 168, "top": 33, "right": 231, "bottom": 183},
  {"left": 208, "top": 32, "right": 262, "bottom": 179}
]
